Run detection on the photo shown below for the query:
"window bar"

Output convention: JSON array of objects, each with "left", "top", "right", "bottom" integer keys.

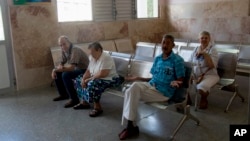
[
  {"left": 132, "top": 0, "right": 136, "bottom": 19},
  {"left": 112, "top": 0, "right": 117, "bottom": 20}
]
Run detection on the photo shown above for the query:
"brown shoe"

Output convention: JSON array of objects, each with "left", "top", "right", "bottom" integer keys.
[
  {"left": 64, "top": 100, "right": 78, "bottom": 108},
  {"left": 119, "top": 126, "right": 139, "bottom": 140},
  {"left": 198, "top": 91, "right": 209, "bottom": 109}
]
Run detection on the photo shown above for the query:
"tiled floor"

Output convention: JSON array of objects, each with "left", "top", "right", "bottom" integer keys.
[{"left": 0, "top": 75, "right": 248, "bottom": 141}]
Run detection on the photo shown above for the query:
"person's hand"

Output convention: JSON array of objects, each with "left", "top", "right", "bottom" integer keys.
[
  {"left": 170, "top": 80, "right": 183, "bottom": 88},
  {"left": 125, "top": 76, "right": 138, "bottom": 81},
  {"left": 57, "top": 64, "right": 63, "bottom": 70},
  {"left": 81, "top": 78, "right": 87, "bottom": 88},
  {"left": 196, "top": 51, "right": 203, "bottom": 58},
  {"left": 51, "top": 69, "right": 57, "bottom": 79}
]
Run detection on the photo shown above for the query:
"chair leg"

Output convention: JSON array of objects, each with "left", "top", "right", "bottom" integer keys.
[
  {"left": 194, "top": 89, "right": 198, "bottom": 111},
  {"left": 169, "top": 105, "right": 200, "bottom": 140},
  {"left": 224, "top": 87, "right": 245, "bottom": 113}
]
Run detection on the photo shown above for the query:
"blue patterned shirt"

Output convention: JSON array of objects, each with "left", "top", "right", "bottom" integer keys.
[{"left": 149, "top": 52, "right": 185, "bottom": 98}]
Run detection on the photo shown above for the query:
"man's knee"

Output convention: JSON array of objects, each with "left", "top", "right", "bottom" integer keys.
[{"left": 62, "top": 72, "right": 73, "bottom": 80}]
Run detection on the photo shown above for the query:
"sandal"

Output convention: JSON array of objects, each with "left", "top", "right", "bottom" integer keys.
[{"left": 89, "top": 109, "right": 103, "bottom": 117}]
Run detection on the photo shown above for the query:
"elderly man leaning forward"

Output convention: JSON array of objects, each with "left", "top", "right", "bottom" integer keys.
[
  {"left": 118, "top": 34, "right": 185, "bottom": 140},
  {"left": 51, "top": 36, "right": 89, "bottom": 108}
]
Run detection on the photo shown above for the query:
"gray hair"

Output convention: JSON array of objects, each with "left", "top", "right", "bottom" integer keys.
[
  {"left": 88, "top": 42, "right": 103, "bottom": 52},
  {"left": 199, "top": 31, "right": 210, "bottom": 38},
  {"left": 58, "top": 35, "right": 71, "bottom": 43}
]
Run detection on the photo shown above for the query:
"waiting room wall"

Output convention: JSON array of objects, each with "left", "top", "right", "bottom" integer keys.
[
  {"left": 166, "top": 0, "right": 250, "bottom": 43},
  {"left": 7, "top": 0, "right": 167, "bottom": 90}
]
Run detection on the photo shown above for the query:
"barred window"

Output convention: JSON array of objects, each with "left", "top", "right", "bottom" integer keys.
[
  {"left": 56, "top": 0, "right": 159, "bottom": 22},
  {"left": 57, "top": 0, "right": 92, "bottom": 22}
]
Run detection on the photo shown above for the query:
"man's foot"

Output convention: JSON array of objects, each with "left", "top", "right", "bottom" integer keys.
[
  {"left": 198, "top": 91, "right": 209, "bottom": 109},
  {"left": 199, "top": 95, "right": 208, "bottom": 109},
  {"left": 53, "top": 96, "right": 68, "bottom": 101},
  {"left": 73, "top": 103, "right": 91, "bottom": 110},
  {"left": 89, "top": 109, "right": 103, "bottom": 117},
  {"left": 64, "top": 100, "right": 78, "bottom": 108},
  {"left": 119, "top": 126, "right": 139, "bottom": 140}
]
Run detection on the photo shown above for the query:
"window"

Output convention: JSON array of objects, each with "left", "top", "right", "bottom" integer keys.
[
  {"left": 56, "top": 0, "right": 159, "bottom": 22},
  {"left": 92, "top": 0, "right": 114, "bottom": 21},
  {"left": 0, "top": 6, "right": 4, "bottom": 41},
  {"left": 137, "top": 0, "right": 158, "bottom": 18},
  {"left": 57, "top": 0, "right": 92, "bottom": 22}
]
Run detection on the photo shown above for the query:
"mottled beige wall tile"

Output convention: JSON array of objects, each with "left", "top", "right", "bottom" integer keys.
[
  {"left": 101, "top": 22, "right": 128, "bottom": 39},
  {"left": 10, "top": 5, "right": 58, "bottom": 69},
  {"left": 232, "top": 0, "right": 249, "bottom": 16},
  {"left": 58, "top": 22, "right": 105, "bottom": 43},
  {"left": 129, "top": 19, "right": 167, "bottom": 44}
]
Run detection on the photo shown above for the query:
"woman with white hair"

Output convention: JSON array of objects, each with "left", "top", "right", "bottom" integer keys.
[{"left": 190, "top": 31, "right": 219, "bottom": 109}]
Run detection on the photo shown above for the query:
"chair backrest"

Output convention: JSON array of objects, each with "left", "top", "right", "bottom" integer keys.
[
  {"left": 214, "top": 42, "right": 240, "bottom": 53},
  {"left": 50, "top": 46, "right": 61, "bottom": 67},
  {"left": 238, "top": 44, "right": 250, "bottom": 60},
  {"left": 99, "top": 40, "right": 117, "bottom": 52},
  {"left": 129, "top": 60, "right": 153, "bottom": 78},
  {"left": 175, "top": 39, "right": 188, "bottom": 48},
  {"left": 178, "top": 46, "right": 195, "bottom": 62},
  {"left": 114, "top": 38, "right": 134, "bottom": 53},
  {"left": 134, "top": 42, "right": 156, "bottom": 62},
  {"left": 215, "top": 45, "right": 239, "bottom": 79},
  {"left": 187, "top": 40, "right": 199, "bottom": 48},
  {"left": 110, "top": 52, "right": 132, "bottom": 77}
]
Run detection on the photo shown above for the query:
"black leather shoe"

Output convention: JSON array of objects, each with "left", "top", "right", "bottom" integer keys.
[{"left": 53, "top": 96, "right": 69, "bottom": 101}]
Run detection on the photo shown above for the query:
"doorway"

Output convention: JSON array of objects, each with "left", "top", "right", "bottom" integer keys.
[{"left": 0, "top": 0, "right": 15, "bottom": 94}]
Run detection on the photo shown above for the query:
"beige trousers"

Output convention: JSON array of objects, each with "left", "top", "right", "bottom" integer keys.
[{"left": 121, "top": 82, "right": 169, "bottom": 125}]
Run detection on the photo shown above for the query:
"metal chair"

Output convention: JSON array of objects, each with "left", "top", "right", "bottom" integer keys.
[
  {"left": 194, "top": 44, "right": 245, "bottom": 112},
  {"left": 237, "top": 44, "right": 250, "bottom": 73},
  {"left": 110, "top": 52, "right": 133, "bottom": 77},
  {"left": 178, "top": 46, "right": 195, "bottom": 62},
  {"left": 147, "top": 62, "right": 200, "bottom": 140},
  {"left": 134, "top": 42, "right": 156, "bottom": 62}
]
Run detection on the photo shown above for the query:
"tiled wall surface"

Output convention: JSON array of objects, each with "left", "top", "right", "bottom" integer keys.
[
  {"left": 167, "top": 0, "right": 250, "bottom": 42},
  {"left": 7, "top": 0, "right": 250, "bottom": 90},
  {"left": 9, "top": 0, "right": 167, "bottom": 90}
]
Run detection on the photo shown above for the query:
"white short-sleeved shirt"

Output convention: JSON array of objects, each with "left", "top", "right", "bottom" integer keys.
[
  {"left": 88, "top": 52, "right": 118, "bottom": 80},
  {"left": 189, "top": 45, "right": 219, "bottom": 76}
]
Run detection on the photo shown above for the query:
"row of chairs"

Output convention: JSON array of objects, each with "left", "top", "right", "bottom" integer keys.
[
  {"left": 50, "top": 38, "right": 134, "bottom": 67},
  {"left": 135, "top": 40, "right": 250, "bottom": 74}
]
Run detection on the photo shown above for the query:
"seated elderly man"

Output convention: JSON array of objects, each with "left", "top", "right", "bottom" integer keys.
[
  {"left": 118, "top": 35, "right": 185, "bottom": 140},
  {"left": 51, "top": 36, "right": 89, "bottom": 108},
  {"left": 74, "top": 42, "right": 124, "bottom": 117}
]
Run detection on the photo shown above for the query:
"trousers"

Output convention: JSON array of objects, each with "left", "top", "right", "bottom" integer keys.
[
  {"left": 55, "top": 69, "right": 85, "bottom": 102},
  {"left": 122, "top": 82, "right": 169, "bottom": 125}
]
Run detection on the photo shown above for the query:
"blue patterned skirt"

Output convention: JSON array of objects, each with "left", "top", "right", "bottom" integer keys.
[{"left": 74, "top": 75, "right": 124, "bottom": 103}]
